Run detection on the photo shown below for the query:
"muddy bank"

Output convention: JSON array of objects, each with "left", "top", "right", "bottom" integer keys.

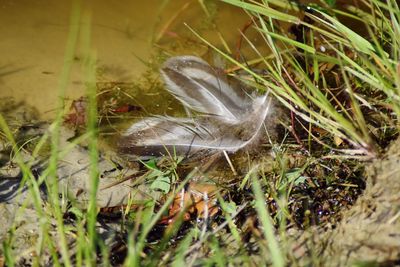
[{"left": 291, "top": 137, "right": 400, "bottom": 266}]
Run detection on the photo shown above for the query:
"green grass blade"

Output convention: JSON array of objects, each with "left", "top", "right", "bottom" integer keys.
[
  {"left": 220, "top": 0, "right": 300, "bottom": 23},
  {"left": 252, "top": 175, "right": 285, "bottom": 267}
]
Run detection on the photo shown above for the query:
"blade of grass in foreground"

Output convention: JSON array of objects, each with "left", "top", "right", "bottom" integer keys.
[
  {"left": 252, "top": 175, "right": 285, "bottom": 267},
  {"left": 45, "top": 0, "right": 82, "bottom": 265},
  {"left": 78, "top": 6, "right": 102, "bottom": 264}
]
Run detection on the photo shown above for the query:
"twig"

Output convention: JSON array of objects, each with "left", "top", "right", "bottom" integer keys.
[
  {"left": 223, "top": 150, "right": 237, "bottom": 175},
  {"left": 235, "top": 19, "right": 254, "bottom": 61}
]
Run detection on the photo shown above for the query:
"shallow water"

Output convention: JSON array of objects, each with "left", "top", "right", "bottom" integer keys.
[{"left": 0, "top": 0, "right": 258, "bottom": 119}]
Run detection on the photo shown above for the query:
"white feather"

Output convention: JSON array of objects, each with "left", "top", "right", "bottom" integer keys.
[
  {"left": 160, "top": 56, "right": 253, "bottom": 124},
  {"left": 119, "top": 56, "right": 271, "bottom": 158}
]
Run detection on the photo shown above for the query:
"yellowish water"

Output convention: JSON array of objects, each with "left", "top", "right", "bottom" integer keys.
[{"left": 0, "top": 0, "right": 258, "bottom": 119}]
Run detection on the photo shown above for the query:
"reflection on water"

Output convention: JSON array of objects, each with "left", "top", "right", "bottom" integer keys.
[{"left": 0, "top": 0, "right": 258, "bottom": 119}]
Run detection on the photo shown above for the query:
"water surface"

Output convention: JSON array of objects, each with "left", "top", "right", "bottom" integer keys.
[{"left": 0, "top": 0, "right": 255, "bottom": 119}]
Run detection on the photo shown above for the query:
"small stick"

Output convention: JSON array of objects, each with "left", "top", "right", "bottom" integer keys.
[
  {"left": 199, "top": 191, "right": 209, "bottom": 240},
  {"left": 223, "top": 150, "right": 237, "bottom": 176},
  {"left": 235, "top": 19, "right": 254, "bottom": 61},
  {"left": 100, "top": 171, "right": 143, "bottom": 190},
  {"left": 154, "top": 2, "right": 191, "bottom": 43},
  {"left": 281, "top": 67, "right": 309, "bottom": 153},
  {"left": 290, "top": 102, "right": 304, "bottom": 147}
]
